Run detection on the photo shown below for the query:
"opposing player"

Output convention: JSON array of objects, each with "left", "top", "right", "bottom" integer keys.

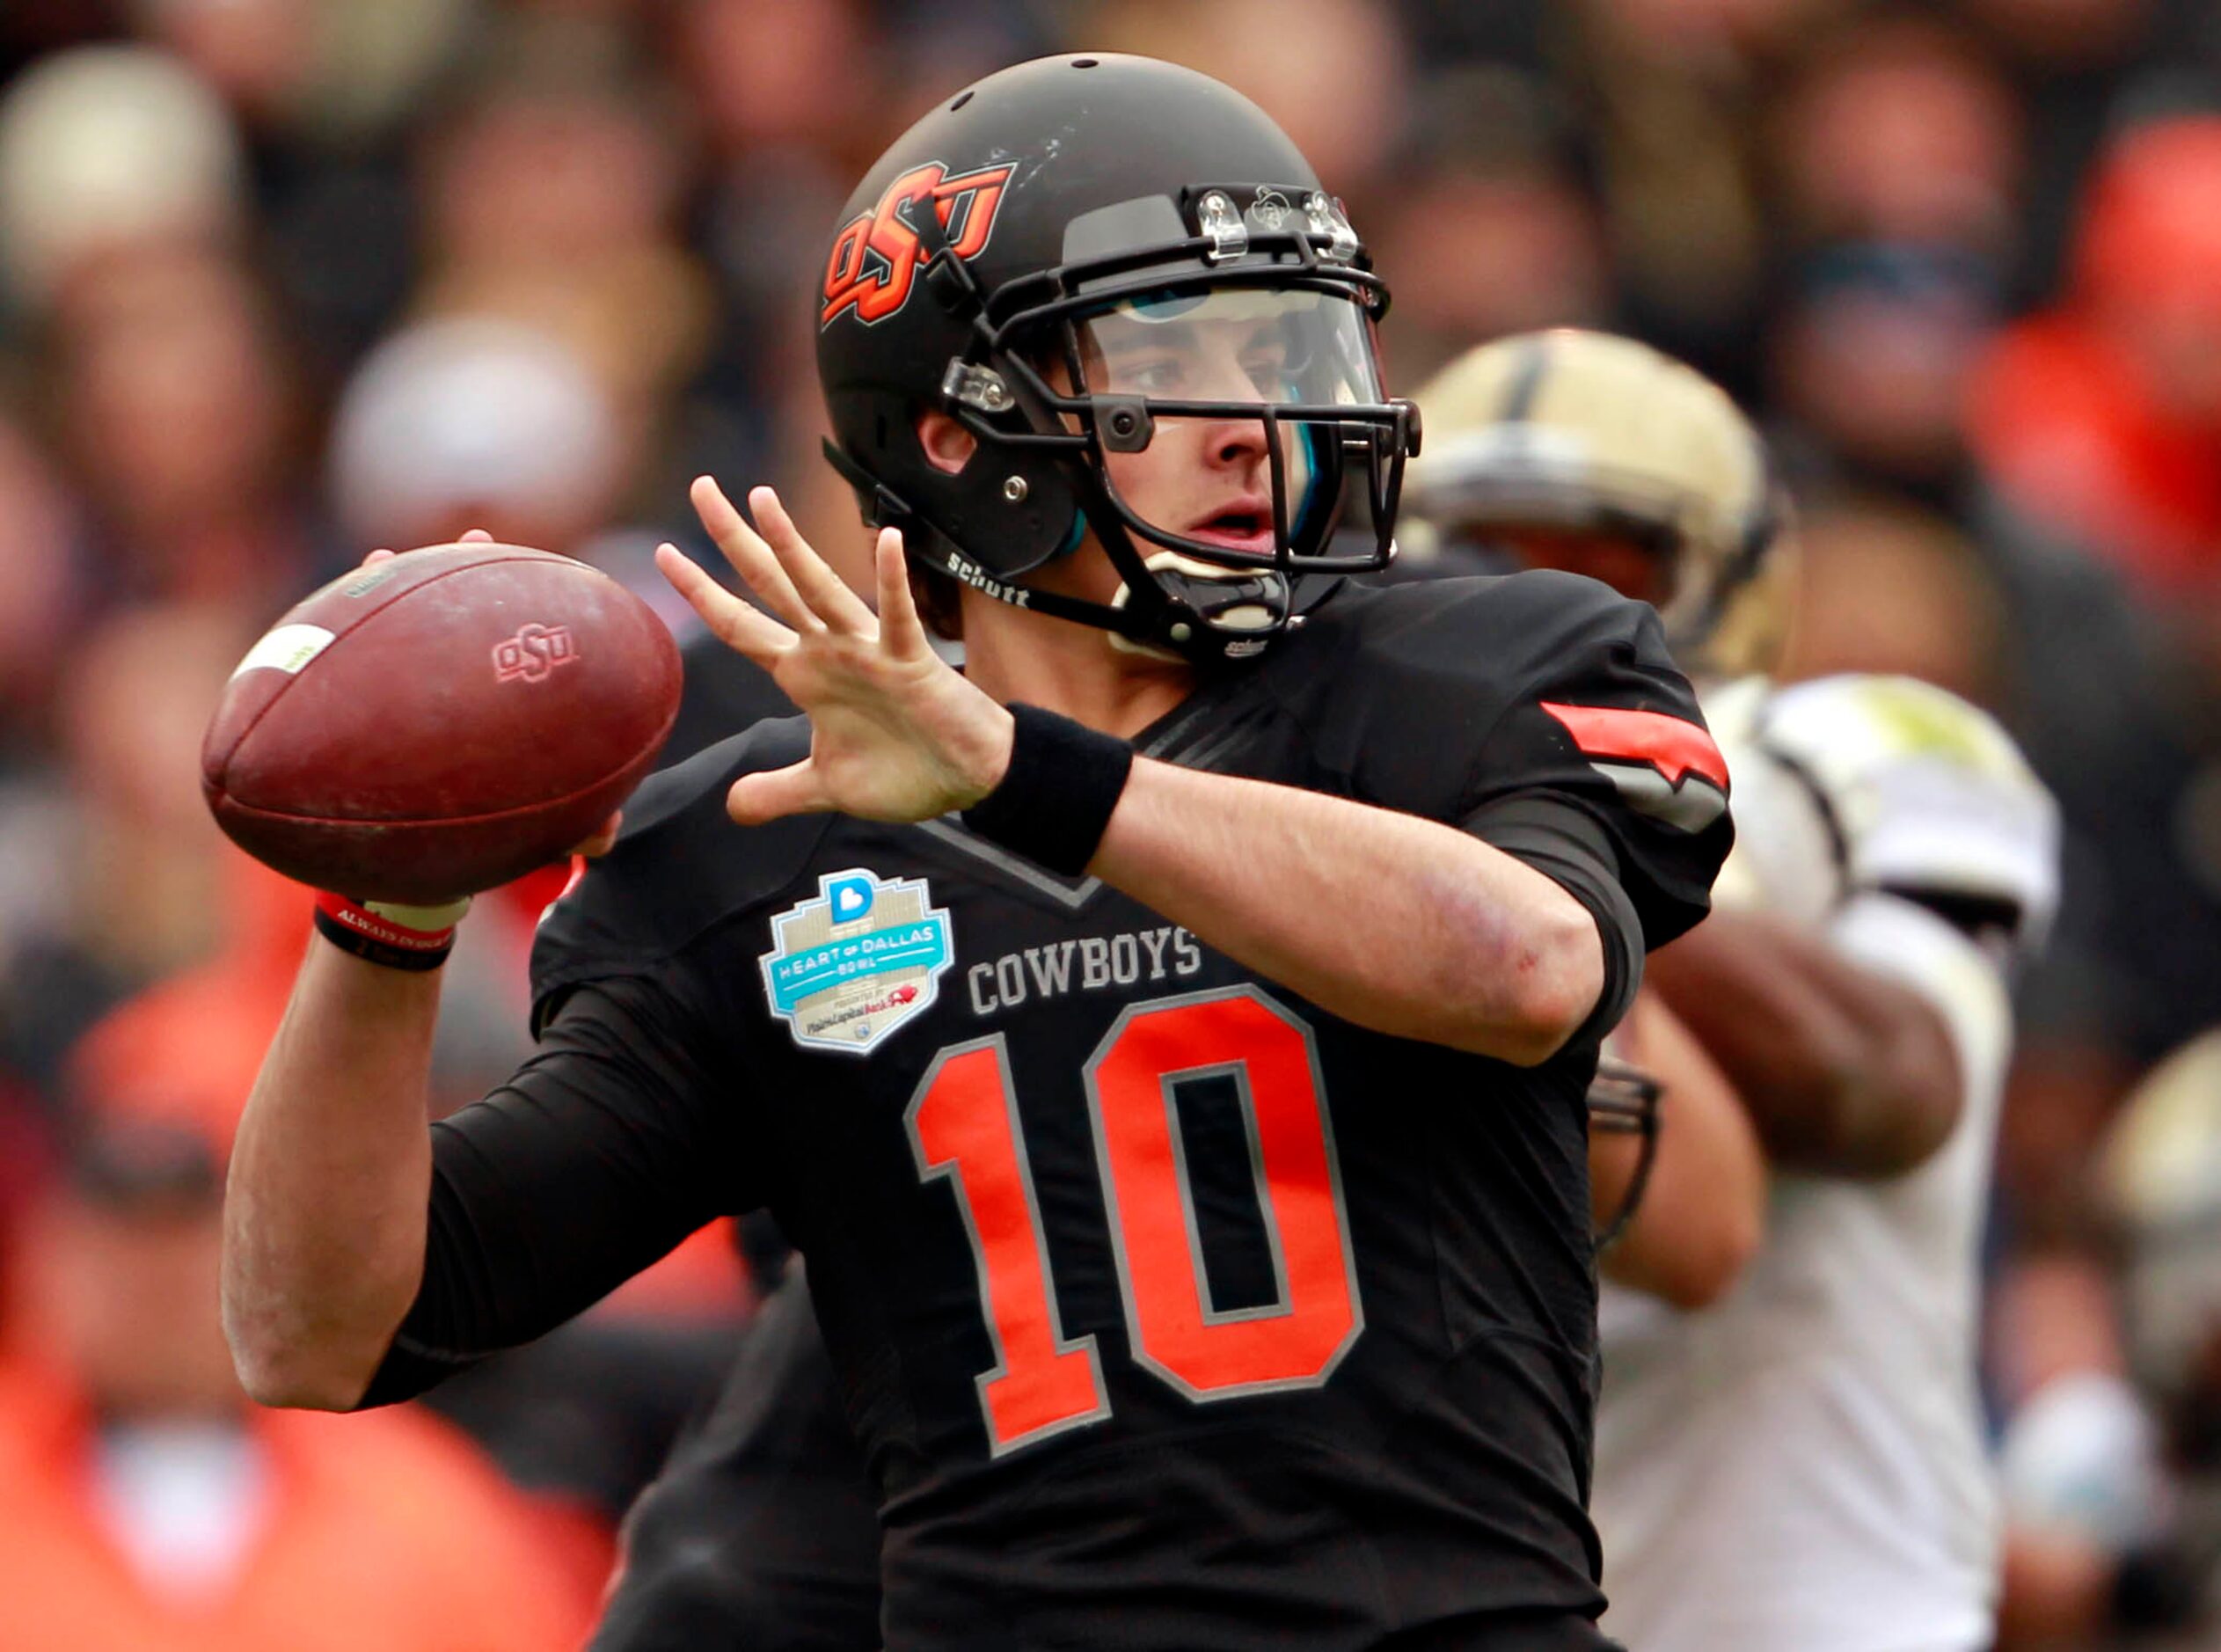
[
  {"left": 1403, "top": 329, "right": 2061, "bottom": 1652},
  {"left": 222, "top": 61, "right": 1731, "bottom": 1650}
]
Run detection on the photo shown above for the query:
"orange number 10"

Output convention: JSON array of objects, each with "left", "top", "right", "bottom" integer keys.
[{"left": 907, "top": 986, "right": 1362, "bottom": 1456}]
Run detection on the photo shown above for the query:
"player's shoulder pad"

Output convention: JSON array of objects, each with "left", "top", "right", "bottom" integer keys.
[
  {"left": 1757, "top": 674, "right": 2060, "bottom": 950},
  {"left": 530, "top": 715, "right": 834, "bottom": 1007},
  {"left": 1276, "top": 571, "right": 1677, "bottom": 813}
]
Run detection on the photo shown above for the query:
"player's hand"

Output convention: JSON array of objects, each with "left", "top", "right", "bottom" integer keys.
[
  {"left": 359, "top": 527, "right": 494, "bottom": 564},
  {"left": 573, "top": 814, "right": 622, "bottom": 857},
  {"left": 657, "top": 477, "right": 1014, "bottom": 826}
]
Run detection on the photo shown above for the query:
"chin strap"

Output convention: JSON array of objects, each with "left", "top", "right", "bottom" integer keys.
[{"left": 820, "top": 437, "right": 1304, "bottom": 663}]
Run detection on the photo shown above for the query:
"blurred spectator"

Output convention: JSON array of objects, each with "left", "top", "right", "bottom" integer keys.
[
  {"left": 1775, "top": 489, "right": 2008, "bottom": 705},
  {"left": 673, "top": 0, "right": 882, "bottom": 166},
  {"left": 40, "top": 244, "right": 330, "bottom": 614},
  {"left": 1567, "top": 0, "right": 1849, "bottom": 390},
  {"left": 0, "top": 417, "right": 84, "bottom": 750},
  {"left": 1372, "top": 64, "right": 1613, "bottom": 381},
  {"left": 1969, "top": 115, "right": 2221, "bottom": 602},
  {"left": 1090, "top": 0, "right": 1411, "bottom": 194},
  {"left": 0, "top": 44, "right": 245, "bottom": 313},
  {"left": 0, "top": 603, "right": 252, "bottom": 1095},
  {"left": 1770, "top": 241, "right": 2006, "bottom": 491},
  {"left": 1771, "top": 13, "right": 2024, "bottom": 256},
  {"left": 1764, "top": 14, "right": 2024, "bottom": 489},
  {"left": 0, "top": 1039, "right": 598, "bottom": 1650},
  {"left": 1988, "top": 1249, "right": 2176, "bottom": 1646},
  {"left": 1981, "top": 1027, "right": 2221, "bottom": 1646},
  {"left": 331, "top": 314, "right": 624, "bottom": 559}
]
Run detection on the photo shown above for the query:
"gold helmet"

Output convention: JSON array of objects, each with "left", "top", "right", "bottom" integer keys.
[{"left": 1404, "top": 328, "right": 1793, "bottom": 679}]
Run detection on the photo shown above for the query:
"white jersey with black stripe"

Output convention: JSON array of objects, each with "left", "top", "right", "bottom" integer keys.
[{"left": 1592, "top": 673, "right": 2058, "bottom": 1652}]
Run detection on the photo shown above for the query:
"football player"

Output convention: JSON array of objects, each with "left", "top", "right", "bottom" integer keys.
[
  {"left": 222, "top": 60, "right": 1731, "bottom": 1651},
  {"left": 1402, "top": 328, "right": 2062, "bottom": 1652}
]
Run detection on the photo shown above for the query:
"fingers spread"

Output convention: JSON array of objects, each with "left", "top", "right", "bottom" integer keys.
[
  {"left": 749, "top": 486, "right": 876, "bottom": 636},
  {"left": 691, "top": 475, "right": 816, "bottom": 632},
  {"left": 727, "top": 760, "right": 832, "bottom": 826},
  {"left": 656, "top": 543, "right": 793, "bottom": 667},
  {"left": 873, "top": 526, "right": 931, "bottom": 658}
]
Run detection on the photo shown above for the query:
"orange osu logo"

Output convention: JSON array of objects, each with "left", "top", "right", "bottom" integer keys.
[
  {"left": 493, "top": 622, "right": 579, "bottom": 683},
  {"left": 822, "top": 160, "right": 1016, "bottom": 327}
]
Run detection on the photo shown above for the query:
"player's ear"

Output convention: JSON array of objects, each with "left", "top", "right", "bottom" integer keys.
[{"left": 915, "top": 410, "right": 976, "bottom": 476}]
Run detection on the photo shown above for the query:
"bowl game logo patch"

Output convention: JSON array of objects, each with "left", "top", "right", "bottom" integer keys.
[{"left": 759, "top": 868, "right": 954, "bottom": 1055}]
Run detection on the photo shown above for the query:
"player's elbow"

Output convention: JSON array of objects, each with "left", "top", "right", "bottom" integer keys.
[
  {"left": 223, "top": 1304, "right": 380, "bottom": 1413},
  {"left": 230, "top": 1345, "right": 371, "bottom": 1413},
  {"left": 1473, "top": 901, "right": 1604, "bottom": 1067},
  {"left": 1658, "top": 1199, "right": 1764, "bottom": 1310}
]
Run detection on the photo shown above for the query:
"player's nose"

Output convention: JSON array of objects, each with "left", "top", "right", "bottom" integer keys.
[{"left": 1204, "top": 412, "right": 1271, "bottom": 470}]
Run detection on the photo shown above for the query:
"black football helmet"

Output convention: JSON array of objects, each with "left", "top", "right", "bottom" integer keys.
[{"left": 815, "top": 54, "right": 1419, "bottom": 663}]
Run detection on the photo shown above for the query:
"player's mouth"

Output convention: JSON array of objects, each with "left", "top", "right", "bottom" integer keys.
[{"left": 1184, "top": 498, "right": 1275, "bottom": 555}]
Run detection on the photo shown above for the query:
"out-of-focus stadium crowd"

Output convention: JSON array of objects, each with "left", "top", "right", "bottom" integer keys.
[{"left": 1, "top": 0, "right": 2219, "bottom": 1646}]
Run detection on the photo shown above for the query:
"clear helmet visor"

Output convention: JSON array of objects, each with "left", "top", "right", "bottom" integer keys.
[{"left": 1066, "top": 285, "right": 1392, "bottom": 572}]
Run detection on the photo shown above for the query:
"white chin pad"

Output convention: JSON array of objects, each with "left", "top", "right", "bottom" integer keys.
[
  {"left": 1105, "top": 579, "right": 1185, "bottom": 660},
  {"left": 1143, "top": 550, "right": 1254, "bottom": 581},
  {"left": 1105, "top": 552, "right": 1284, "bottom": 652}
]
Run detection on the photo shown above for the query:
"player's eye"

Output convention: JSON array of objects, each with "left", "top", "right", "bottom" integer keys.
[
  {"left": 1117, "top": 355, "right": 1186, "bottom": 394},
  {"left": 1241, "top": 347, "right": 1290, "bottom": 392}
]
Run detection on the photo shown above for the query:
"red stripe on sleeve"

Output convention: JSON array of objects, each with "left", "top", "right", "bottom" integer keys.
[{"left": 1538, "top": 701, "right": 1729, "bottom": 791}]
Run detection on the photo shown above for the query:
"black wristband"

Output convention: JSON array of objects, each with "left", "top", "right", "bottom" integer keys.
[
  {"left": 313, "top": 905, "right": 455, "bottom": 972},
  {"left": 961, "top": 704, "right": 1135, "bottom": 875}
]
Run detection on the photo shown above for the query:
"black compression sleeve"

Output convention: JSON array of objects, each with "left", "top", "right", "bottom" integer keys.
[
  {"left": 355, "top": 976, "right": 754, "bottom": 1409},
  {"left": 1462, "top": 792, "right": 1645, "bottom": 1049}
]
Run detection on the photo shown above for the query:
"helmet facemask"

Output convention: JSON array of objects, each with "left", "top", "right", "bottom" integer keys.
[{"left": 839, "top": 185, "right": 1418, "bottom": 664}]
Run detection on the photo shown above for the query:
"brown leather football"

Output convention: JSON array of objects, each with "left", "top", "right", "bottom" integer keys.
[{"left": 201, "top": 545, "right": 683, "bottom": 903}]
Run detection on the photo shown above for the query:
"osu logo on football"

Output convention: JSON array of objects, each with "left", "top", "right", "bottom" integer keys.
[
  {"left": 492, "top": 622, "right": 578, "bottom": 683},
  {"left": 822, "top": 160, "right": 1016, "bottom": 327}
]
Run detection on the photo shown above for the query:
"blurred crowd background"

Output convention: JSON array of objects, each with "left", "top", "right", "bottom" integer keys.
[{"left": 0, "top": 0, "right": 2217, "bottom": 1646}]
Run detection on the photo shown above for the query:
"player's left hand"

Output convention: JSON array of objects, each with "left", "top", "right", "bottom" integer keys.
[{"left": 657, "top": 476, "right": 1015, "bottom": 826}]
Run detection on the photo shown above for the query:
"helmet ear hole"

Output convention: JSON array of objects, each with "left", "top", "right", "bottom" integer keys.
[{"left": 916, "top": 410, "right": 978, "bottom": 477}]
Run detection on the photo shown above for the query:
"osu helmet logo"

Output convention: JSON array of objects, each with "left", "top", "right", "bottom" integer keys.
[
  {"left": 822, "top": 160, "right": 1016, "bottom": 327},
  {"left": 493, "top": 622, "right": 578, "bottom": 683}
]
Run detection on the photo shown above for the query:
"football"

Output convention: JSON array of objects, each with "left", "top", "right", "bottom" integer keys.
[{"left": 201, "top": 544, "right": 683, "bottom": 903}]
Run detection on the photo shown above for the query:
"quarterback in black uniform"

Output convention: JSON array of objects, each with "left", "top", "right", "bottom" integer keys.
[{"left": 223, "top": 55, "right": 1729, "bottom": 1652}]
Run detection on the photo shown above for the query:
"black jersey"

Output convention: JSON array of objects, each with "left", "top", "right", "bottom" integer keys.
[
  {"left": 591, "top": 1269, "right": 883, "bottom": 1652},
  {"left": 365, "top": 572, "right": 1728, "bottom": 1651}
]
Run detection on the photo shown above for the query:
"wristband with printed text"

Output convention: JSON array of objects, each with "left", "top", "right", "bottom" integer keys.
[{"left": 313, "top": 891, "right": 468, "bottom": 972}]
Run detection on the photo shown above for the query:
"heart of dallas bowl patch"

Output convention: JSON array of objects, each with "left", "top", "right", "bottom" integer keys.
[{"left": 759, "top": 869, "right": 954, "bottom": 1055}]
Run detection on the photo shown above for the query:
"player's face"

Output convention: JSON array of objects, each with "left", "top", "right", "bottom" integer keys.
[
  {"left": 1078, "top": 310, "right": 1290, "bottom": 559},
  {"left": 1070, "top": 288, "right": 1379, "bottom": 563}
]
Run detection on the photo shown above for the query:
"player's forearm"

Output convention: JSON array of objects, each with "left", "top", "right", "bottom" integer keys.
[
  {"left": 222, "top": 939, "right": 440, "bottom": 1411},
  {"left": 1090, "top": 757, "right": 1602, "bottom": 1064},
  {"left": 1596, "top": 994, "right": 1765, "bottom": 1308},
  {"left": 1645, "top": 910, "right": 1962, "bottom": 1176}
]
